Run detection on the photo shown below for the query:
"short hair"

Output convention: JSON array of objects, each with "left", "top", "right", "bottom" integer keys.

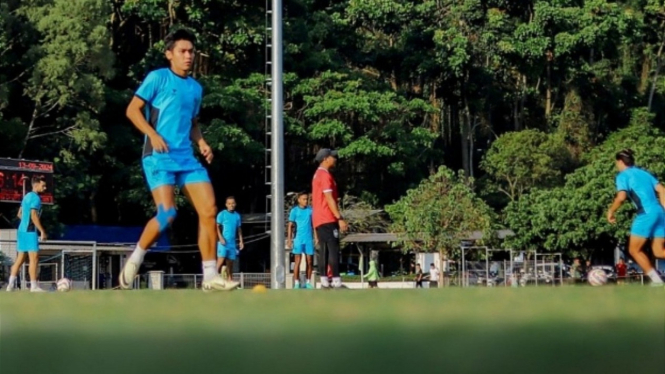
[
  {"left": 165, "top": 29, "right": 196, "bottom": 51},
  {"left": 226, "top": 196, "right": 236, "bottom": 202},
  {"left": 615, "top": 148, "right": 635, "bottom": 167},
  {"left": 298, "top": 191, "right": 308, "bottom": 198},
  {"left": 430, "top": 263, "right": 434, "bottom": 267},
  {"left": 31, "top": 175, "right": 45, "bottom": 185}
]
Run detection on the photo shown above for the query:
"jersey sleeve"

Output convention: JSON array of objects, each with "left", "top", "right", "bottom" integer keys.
[
  {"left": 135, "top": 71, "right": 161, "bottom": 104},
  {"left": 288, "top": 208, "right": 296, "bottom": 223},
  {"left": 615, "top": 173, "right": 628, "bottom": 192},
  {"left": 216, "top": 211, "right": 224, "bottom": 225},
  {"left": 648, "top": 172, "right": 659, "bottom": 189},
  {"left": 236, "top": 214, "right": 242, "bottom": 229},
  {"left": 29, "top": 194, "right": 41, "bottom": 210},
  {"left": 321, "top": 173, "right": 334, "bottom": 193}
]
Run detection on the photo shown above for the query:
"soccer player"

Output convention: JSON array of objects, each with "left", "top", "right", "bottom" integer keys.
[
  {"left": 216, "top": 196, "right": 243, "bottom": 281},
  {"left": 607, "top": 149, "right": 665, "bottom": 286},
  {"left": 287, "top": 192, "right": 316, "bottom": 289},
  {"left": 312, "top": 148, "right": 348, "bottom": 289},
  {"left": 6, "top": 176, "right": 48, "bottom": 292},
  {"left": 119, "top": 29, "right": 238, "bottom": 291}
]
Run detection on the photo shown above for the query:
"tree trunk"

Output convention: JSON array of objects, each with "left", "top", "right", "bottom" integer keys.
[
  {"left": 90, "top": 190, "right": 98, "bottom": 224},
  {"left": 545, "top": 56, "right": 552, "bottom": 119},
  {"left": 460, "top": 106, "right": 471, "bottom": 177},
  {"left": 648, "top": 38, "right": 665, "bottom": 111},
  {"left": 19, "top": 103, "right": 40, "bottom": 158}
]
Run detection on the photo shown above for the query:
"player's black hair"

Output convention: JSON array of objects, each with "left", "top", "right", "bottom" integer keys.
[
  {"left": 297, "top": 191, "right": 308, "bottom": 198},
  {"left": 164, "top": 29, "right": 197, "bottom": 51},
  {"left": 225, "top": 196, "right": 236, "bottom": 202},
  {"left": 31, "top": 175, "right": 45, "bottom": 185},
  {"left": 615, "top": 148, "right": 635, "bottom": 166}
]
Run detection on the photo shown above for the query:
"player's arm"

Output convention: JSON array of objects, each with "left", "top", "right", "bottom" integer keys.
[
  {"left": 190, "top": 119, "right": 213, "bottom": 164},
  {"left": 30, "top": 209, "right": 47, "bottom": 240},
  {"left": 237, "top": 226, "right": 244, "bottom": 249},
  {"left": 287, "top": 222, "right": 294, "bottom": 243},
  {"left": 313, "top": 220, "right": 318, "bottom": 245},
  {"left": 17, "top": 207, "right": 22, "bottom": 219},
  {"left": 655, "top": 183, "right": 665, "bottom": 209},
  {"left": 607, "top": 191, "right": 627, "bottom": 223},
  {"left": 217, "top": 224, "right": 226, "bottom": 245},
  {"left": 324, "top": 192, "right": 348, "bottom": 232}
]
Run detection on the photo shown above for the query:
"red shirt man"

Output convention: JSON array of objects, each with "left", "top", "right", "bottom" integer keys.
[{"left": 312, "top": 148, "right": 348, "bottom": 288}]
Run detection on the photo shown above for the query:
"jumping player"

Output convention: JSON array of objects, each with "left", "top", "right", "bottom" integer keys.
[
  {"left": 607, "top": 149, "right": 665, "bottom": 286},
  {"left": 120, "top": 29, "right": 238, "bottom": 291},
  {"left": 216, "top": 196, "right": 243, "bottom": 281},
  {"left": 6, "top": 176, "right": 48, "bottom": 292},
  {"left": 287, "top": 192, "right": 317, "bottom": 289},
  {"left": 312, "top": 148, "right": 348, "bottom": 289}
]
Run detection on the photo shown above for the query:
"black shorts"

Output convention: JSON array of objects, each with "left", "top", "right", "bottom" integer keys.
[
  {"left": 368, "top": 281, "right": 378, "bottom": 287},
  {"left": 316, "top": 222, "right": 340, "bottom": 243},
  {"left": 429, "top": 281, "right": 438, "bottom": 288}
]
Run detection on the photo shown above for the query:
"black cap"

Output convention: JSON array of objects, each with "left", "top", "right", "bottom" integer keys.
[{"left": 315, "top": 148, "right": 338, "bottom": 163}]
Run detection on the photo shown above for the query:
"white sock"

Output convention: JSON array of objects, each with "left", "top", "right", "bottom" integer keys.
[
  {"left": 332, "top": 277, "right": 342, "bottom": 288},
  {"left": 8, "top": 275, "right": 16, "bottom": 288},
  {"left": 320, "top": 276, "right": 330, "bottom": 287},
  {"left": 647, "top": 269, "right": 663, "bottom": 283},
  {"left": 202, "top": 260, "right": 217, "bottom": 281},
  {"left": 129, "top": 245, "right": 147, "bottom": 264}
]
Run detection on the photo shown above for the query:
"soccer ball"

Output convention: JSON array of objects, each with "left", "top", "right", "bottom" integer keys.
[
  {"left": 56, "top": 278, "right": 71, "bottom": 292},
  {"left": 587, "top": 269, "right": 608, "bottom": 286}
]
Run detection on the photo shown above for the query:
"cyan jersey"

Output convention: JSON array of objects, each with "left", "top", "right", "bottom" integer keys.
[
  {"left": 289, "top": 206, "right": 314, "bottom": 244},
  {"left": 616, "top": 167, "right": 662, "bottom": 215},
  {"left": 135, "top": 68, "right": 203, "bottom": 169},
  {"left": 217, "top": 210, "right": 242, "bottom": 243},
  {"left": 19, "top": 192, "right": 41, "bottom": 232}
]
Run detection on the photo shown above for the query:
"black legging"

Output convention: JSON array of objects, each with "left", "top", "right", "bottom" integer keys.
[{"left": 316, "top": 223, "right": 340, "bottom": 278}]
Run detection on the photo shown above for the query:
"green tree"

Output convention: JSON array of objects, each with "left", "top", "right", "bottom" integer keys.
[
  {"left": 386, "top": 166, "right": 495, "bottom": 261},
  {"left": 481, "top": 129, "right": 572, "bottom": 201}
]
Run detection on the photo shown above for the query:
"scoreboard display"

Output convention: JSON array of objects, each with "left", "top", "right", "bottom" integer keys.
[{"left": 0, "top": 158, "right": 54, "bottom": 204}]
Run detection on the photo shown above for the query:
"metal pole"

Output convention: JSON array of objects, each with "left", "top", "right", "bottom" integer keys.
[
  {"left": 270, "top": 0, "right": 285, "bottom": 289},
  {"left": 485, "top": 248, "right": 489, "bottom": 287},
  {"left": 461, "top": 247, "right": 465, "bottom": 288},
  {"left": 92, "top": 243, "right": 97, "bottom": 290}
]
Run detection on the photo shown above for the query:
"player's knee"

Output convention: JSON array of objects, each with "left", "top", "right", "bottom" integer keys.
[
  {"left": 156, "top": 204, "right": 177, "bottom": 232},
  {"left": 198, "top": 203, "right": 217, "bottom": 222}
]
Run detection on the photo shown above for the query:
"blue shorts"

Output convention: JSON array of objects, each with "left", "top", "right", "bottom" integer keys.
[
  {"left": 292, "top": 241, "right": 314, "bottom": 256},
  {"left": 142, "top": 155, "right": 210, "bottom": 191},
  {"left": 631, "top": 210, "right": 665, "bottom": 239},
  {"left": 17, "top": 231, "right": 39, "bottom": 252},
  {"left": 217, "top": 243, "right": 237, "bottom": 260}
]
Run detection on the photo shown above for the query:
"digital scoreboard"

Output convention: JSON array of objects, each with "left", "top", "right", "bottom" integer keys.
[{"left": 0, "top": 158, "right": 54, "bottom": 204}]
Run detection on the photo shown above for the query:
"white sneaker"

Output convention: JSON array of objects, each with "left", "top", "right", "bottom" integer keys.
[
  {"left": 119, "top": 261, "right": 140, "bottom": 290},
  {"left": 6, "top": 284, "right": 15, "bottom": 292},
  {"left": 30, "top": 287, "right": 47, "bottom": 293},
  {"left": 201, "top": 276, "right": 239, "bottom": 292},
  {"left": 650, "top": 281, "right": 664, "bottom": 287}
]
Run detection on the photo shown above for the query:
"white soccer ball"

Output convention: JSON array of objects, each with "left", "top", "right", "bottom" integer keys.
[
  {"left": 57, "top": 278, "right": 71, "bottom": 292},
  {"left": 587, "top": 269, "right": 608, "bottom": 286}
]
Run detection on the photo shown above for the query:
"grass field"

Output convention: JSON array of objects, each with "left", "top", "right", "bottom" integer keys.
[{"left": 1, "top": 287, "right": 664, "bottom": 374}]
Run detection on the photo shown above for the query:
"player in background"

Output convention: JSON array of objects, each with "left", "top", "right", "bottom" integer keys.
[
  {"left": 287, "top": 192, "right": 317, "bottom": 289},
  {"left": 6, "top": 176, "right": 48, "bottom": 292},
  {"left": 312, "top": 148, "right": 348, "bottom": 289},
  {"left": 217, "top": 196, "right": 243, "bottom": 281},
  {"left": 120, "top": 29, "right": 238, "bottom": 291},
  {"left": 607, "top": 149, "right": 665, "bottom": 286}
]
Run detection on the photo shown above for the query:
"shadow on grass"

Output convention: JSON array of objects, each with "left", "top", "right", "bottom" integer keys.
[{"left": 2, "top": 322, "right": 662, "bottom": 374}]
